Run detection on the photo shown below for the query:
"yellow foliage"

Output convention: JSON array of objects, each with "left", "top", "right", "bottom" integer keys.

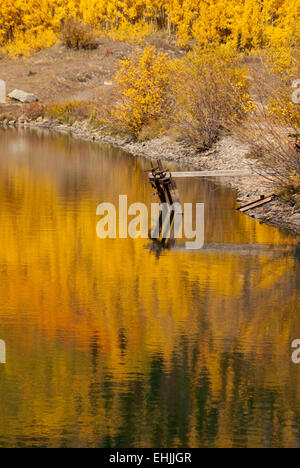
[
  {"left": 110, "top": 46, "right": 172, "bottom": 136},
  {"left": 269, "top": 98, "right": 300, "bottom": 129},
  {"left": 107, "top": 21, "right": 154, "bottom": 44},
  {"left": 46, "top": 100, "right": 93, "bottom": 124},
  {"left": 171, "top": 45, "right": 252, "bottom": 149},
  {"left": 0, "top": 0, "right": 298, "bottom": 55},
  {"left": 265, "top": 44, "right": 299, "bottom": 75},
  {"left": 2, "top": 28, "right": 57, "bottom": 57},
  {"left": 263, "top": 46, "right": 300, "bottom": 129}
]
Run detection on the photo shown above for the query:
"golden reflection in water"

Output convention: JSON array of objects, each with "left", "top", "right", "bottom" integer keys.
[{"left": 0, "top": 128, "right": 299, "bottom": 448}]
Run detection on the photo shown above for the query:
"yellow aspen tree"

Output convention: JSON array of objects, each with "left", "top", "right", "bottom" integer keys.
[{"left": 0, "top": 0, "right": 298, "bottom": 53}]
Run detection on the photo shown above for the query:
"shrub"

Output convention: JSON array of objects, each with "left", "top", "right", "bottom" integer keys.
[
  {"left": 266, "top": 47, "right": 300, "bottom": 129},
  {"left": 237, "top": 117, "right": 300, "bottom": 196},
  {"left": 239, "top": 119, "right": 300, "bottom": 195},
  {"left": 45, "top": 100, "right": 93, "bottom": 124},
  {"left": 61, "top": 18, "right": 99, "bottom": 50},
  {"left": 137, "top": 119, "right": 166, "bottom": 141},
  {"left": 171, "top": 45, "right": 252, "bottom": 151},
  {"left": 109, "top": 46, "right": 172, "bottom": 137},
  {"left": 235, "top": 46, "right": 300, "bottom": 196},
  {"left": 25, "top": 102, "right": 46, "bottom": 120}
]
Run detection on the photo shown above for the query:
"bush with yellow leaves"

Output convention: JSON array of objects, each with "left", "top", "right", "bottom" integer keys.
[
  {"left": 171, "top": 45, "right": 253, "bottom": 150},
  {"left": 109, "top": 46, "right": 172, "bottom": 137}
]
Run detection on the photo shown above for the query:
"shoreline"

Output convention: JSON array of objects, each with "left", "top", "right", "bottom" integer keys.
[{"left": 1, "top": 116, "right": 300, "bottom": 237}]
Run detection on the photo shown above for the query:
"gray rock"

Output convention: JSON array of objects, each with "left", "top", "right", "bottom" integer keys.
[{"left": 8, "top": 89, "right": 38, "bottom": 103}]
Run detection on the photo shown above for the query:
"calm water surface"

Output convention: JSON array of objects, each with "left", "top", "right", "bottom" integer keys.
[{"left": 0, "top": 128, "right": 300, "bottom": 448}]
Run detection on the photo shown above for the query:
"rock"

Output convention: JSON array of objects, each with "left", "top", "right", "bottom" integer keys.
[{"left": 8, "top": 89, "right": 38, "bottom": 103}]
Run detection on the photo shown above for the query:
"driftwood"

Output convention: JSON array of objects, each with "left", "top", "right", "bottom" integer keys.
[{"left": 238, "top": 195, "right": 276, "bottom": 213}]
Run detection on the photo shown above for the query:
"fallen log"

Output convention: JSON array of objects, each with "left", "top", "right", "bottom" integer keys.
[{"left": 238, "top": 195, "right": 276, "bottom": 213}]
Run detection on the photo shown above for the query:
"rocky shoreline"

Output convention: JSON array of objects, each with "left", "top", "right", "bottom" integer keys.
[{"left": 1, "top": 115, "right": 300, "bottom": 236}]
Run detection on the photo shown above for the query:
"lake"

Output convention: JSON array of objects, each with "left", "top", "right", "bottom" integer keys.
[{"left": 0, "top": 127, "right": 299, "bottom": 448}]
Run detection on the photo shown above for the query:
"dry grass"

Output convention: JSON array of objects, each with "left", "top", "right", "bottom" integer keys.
[
  {"left": 45, "top": 100, "right": 94, "bottom": 124},
  {"left": 0, "top": 103, "right": 23, "bottom": 121}
]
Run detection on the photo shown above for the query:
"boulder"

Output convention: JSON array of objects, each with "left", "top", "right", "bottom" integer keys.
[{"left": 8, "top": 89, "right": 38, "bottom": 103}]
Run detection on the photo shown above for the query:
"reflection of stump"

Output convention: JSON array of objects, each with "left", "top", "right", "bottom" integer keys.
[
  {"left": 0, "top": 339, "right": 6, "bottom": 364},
  {"left": 148, "top": 160, "right": 183, "bottom": 248}
]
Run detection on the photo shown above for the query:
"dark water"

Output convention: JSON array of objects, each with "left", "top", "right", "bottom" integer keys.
[{"left": 0, "top": 128, "right": 299, "bottom": 448}]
